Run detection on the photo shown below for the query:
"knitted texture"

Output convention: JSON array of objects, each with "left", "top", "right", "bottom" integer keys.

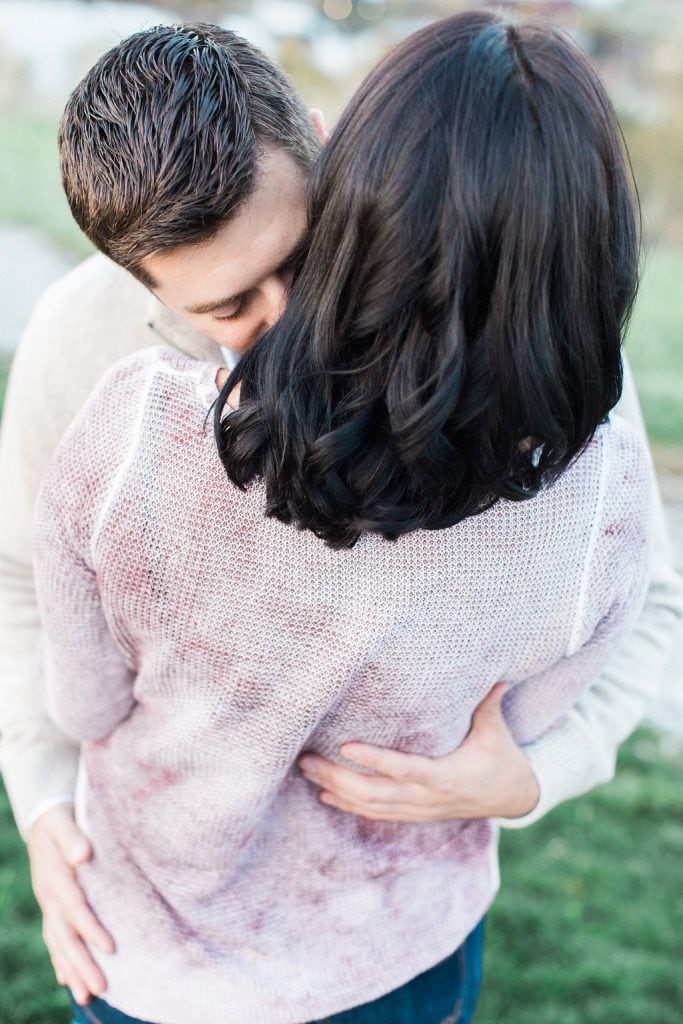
[{"left": 34, "top": 347, "right": 653, "bottom": 1024}]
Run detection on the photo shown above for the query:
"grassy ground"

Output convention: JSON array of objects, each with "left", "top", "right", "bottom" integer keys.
[
  {"left": 0, "top": 353, "right": 11, "bottom": 410},
  {"left": 1, "top": 728, "right": 681, "bottom": 1023},
  {"left": 0, "top": 114, "right": 91, "bottom": 259},
  {"left": 626, "top": 247, "right": 683, "bottom": 448},
  {"left": 477, "top": 730, "right": 683, "bottom": 1024}
]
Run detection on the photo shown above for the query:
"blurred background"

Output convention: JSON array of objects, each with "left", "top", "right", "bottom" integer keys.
[{"left": 0, "top": 1, "right": 682, "bottom": 1022}]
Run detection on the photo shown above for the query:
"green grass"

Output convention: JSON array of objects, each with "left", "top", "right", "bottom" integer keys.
[
  {"left": 0, "top": 787, "right": 71, "bottom": 1024},
  {"left": 1, "top": 728, "right": 681, "bottom": 1024},
  {"left": 476, "top": 729, "right": 683, "bottom": 1023},
  {"left": 0, "top": 353, "right": 11, "bottom": 410},
  {"left": 626, "top": 247, "right": 683, "bottom": 448},
  {"left": 0, "top": 113, "right": 92, "bottom": 259}
]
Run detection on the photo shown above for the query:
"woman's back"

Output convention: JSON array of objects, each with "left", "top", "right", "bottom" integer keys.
[{"left": 34, "top": 346, "right": 652, "bottom": 1024}]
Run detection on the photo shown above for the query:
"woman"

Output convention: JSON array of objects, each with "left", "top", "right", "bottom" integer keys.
[{"left": 35, "top": 12, "right": 652, "bottom": 1024}]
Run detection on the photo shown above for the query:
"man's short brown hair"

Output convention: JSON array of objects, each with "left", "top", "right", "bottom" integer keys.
[{"left": 58, "top": 23, "right": 320, "bottom": 282}]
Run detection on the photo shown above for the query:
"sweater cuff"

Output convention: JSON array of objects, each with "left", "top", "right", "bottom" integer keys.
[
  {"left": 1, "top": 739, "right": 80, "bottom": 840},
  {"left": 21, "top": 792, "right": 77, "bottom": 837},
  {"left": 492, "top": 711, "right": 616, "bottom": 830}
]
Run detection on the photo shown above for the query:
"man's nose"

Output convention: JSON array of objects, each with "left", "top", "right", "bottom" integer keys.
[{"left": 260, "top": 274, "right": 289, "bottom": 329}]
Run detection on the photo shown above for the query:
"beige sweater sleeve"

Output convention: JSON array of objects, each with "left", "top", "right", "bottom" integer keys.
[
  {"left": 497, "top": 358, "right": 683, "bottom": 828},
  {"left": 0, "top": 254, "right": 218, "bottom": 835}
]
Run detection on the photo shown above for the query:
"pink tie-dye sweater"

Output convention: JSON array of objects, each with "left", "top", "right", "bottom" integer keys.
[{"left": 34, "top": 347, "right": 653, "bottom": 1024}]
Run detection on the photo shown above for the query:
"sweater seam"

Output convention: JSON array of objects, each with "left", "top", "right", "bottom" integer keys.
[
  {"left": 89, "top": 359, "right": 158, "bottom": 562},
  {"left": 567, "top": 431, "right": 610, "bottom": 656},
  {"left": 154, "top": 356, "right": 217, "bottom": 412}
]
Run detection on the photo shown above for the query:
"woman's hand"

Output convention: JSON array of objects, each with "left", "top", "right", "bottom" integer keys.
[
  {"left": 27, "top": 803, "right": 114, "bottom": 1005},
  {"left": 298, "top": 683, "right": 540, "bottom": 822}
]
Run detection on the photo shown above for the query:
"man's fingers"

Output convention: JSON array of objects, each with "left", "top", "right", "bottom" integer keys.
[
  {"left": 42, "top": 853, "right": 115, "bottom": 955},
  {"left": 300, "top": 755, "right": 424, "bottom": 807},
  {"left": 50, "top": 954, "right": 88, "bottom": 1005},
  {"left": 45, "top": 917, "right": 107, "bottom": 999},
  {"left": 470, "top": 681, "right": 510, "bottom": 726},
  {"left": 51, "top": 951, "right": 70, "bottom": 987},
  {"left": 336, "top": 743, "right": 436, "bottom": 785},
  {"left": 461, "top": 682, "right": 511, "bottom": 747},
  {"left": 50, "top": 818, "right": 92, "bottom": 868},
  {"left": 68, "top": 974, "right": 93, "bottom": 1007},
  {"left": 42, "top": 862, "right": 113, "bottom": 955},
  {"left": 28, "top": 803, "right": 113, "bottom": 998},
  {"left": 67, "top": 896, "right": 116, "bottom": 955}
]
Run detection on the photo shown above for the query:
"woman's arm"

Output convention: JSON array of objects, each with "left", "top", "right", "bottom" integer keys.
[
  {"left": 0, "top": 263, "right": 161, "bottom": 1004},
  {"left": 35, "top": 546, "right": 136, "bottom": 743},
  {"left": 32, "top": 353, "right": 154, "bottom": 742}
]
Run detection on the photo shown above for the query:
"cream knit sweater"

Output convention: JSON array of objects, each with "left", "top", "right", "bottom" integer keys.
[
  {"left": 32, "top": 343, "right": 654, "bottom": 1023},
  {"left": 1, "top": 254, "right": 682, "bottom": 847}
]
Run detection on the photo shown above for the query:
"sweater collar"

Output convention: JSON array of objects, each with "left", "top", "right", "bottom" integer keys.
[{"left": 144, "top": 294, "right": 223, "bottom": 365}]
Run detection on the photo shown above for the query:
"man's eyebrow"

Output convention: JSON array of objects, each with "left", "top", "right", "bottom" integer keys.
[
  {"left": 184, "top": 247, "right": 302, "bottom": 316},
  {"left": 185, "top": 293, "right": 241, "bottom": 316}
]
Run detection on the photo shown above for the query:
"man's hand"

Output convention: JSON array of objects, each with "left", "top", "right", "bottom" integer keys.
[
  {"left": 27, "top": 803, "right": 114, "bottom": 1005},
  {"left": 299, "top": 682, "right": 540, "bottom": 822}
]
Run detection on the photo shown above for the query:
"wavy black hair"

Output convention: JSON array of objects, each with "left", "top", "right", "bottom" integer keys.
[{"left": 215, "top": 11, "right": 639, "bottom": 549}]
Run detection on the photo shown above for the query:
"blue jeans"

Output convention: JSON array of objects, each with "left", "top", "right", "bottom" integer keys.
[{"left": 70, "top": 917, "right": 485, "bottom": 1024}]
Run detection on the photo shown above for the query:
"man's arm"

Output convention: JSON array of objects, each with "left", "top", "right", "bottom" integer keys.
[
  {"left": 0, "top": 255, "right": 166, "bottom": 1003},
  {"left": 300, "top": 358, "right": 683, "bottom": 823},
  {"left": 0, "top": 255, "right": 158, "bottom": 829},
  {"left": 498, "top": 357, "right": 683, "bottom": 826}
]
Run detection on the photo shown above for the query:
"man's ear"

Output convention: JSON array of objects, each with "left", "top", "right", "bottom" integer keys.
[{"left": 310, "top": 108, "right": 329, "bottom": 145}]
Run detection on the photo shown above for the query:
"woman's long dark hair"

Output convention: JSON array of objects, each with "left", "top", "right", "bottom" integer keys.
[{"left": 214, "top": 11, "right": 639, "bottom": 549}]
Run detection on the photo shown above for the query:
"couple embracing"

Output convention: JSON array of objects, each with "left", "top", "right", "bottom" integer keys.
[{"left": 1, "top": 11, "right": 681, "bottom": 1024}]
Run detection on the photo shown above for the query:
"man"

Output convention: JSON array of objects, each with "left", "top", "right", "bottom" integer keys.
[{"left": 0, "top": 22, "right": 681, "bottom": 1009}]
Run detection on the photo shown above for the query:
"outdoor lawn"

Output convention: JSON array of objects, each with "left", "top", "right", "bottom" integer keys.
[{"left": 627, "top": 247, "right": 683, "bottom": 449}]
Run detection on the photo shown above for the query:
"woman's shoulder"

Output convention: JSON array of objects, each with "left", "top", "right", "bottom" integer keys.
[
  {"left": 49, "top": 346, "right": 218, "bottom": 481},
  {"left": 582, "top": 414, "right": 655, "bottom": 559},
  {"left": 555, "top": 413, "right": 653, "bottom": 499},
  {"left": 92, "top": 345, "right": 220, "bottom": 412},
  {"left": 594, "top": 413, "right": 654, "bottom": 500},
  {"left": 520, "top": 414, "right": 655, "bottom": 559},
  {"left": 97, "top": 344, "right": 201, "bottom": 385}
]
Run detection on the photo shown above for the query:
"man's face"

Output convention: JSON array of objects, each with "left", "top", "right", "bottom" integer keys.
[{"left": 141, "top": 147, "right": 308, "bottom": 353}]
